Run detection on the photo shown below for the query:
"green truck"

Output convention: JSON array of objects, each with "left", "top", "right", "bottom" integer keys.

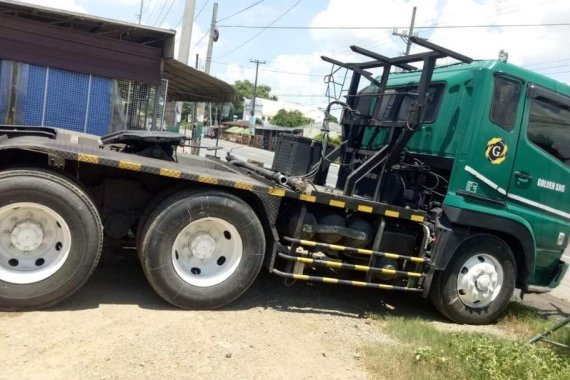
[{"left": 0, "top": 37, "right": 567, "bottom": 324}]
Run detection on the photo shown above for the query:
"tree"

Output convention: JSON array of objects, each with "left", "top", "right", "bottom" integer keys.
[
  {"left": 271, "top": 109, "right": 313, "bottom": 128},
  {"left": 231, "top": 80, "right": 278, "bottom": 118}
]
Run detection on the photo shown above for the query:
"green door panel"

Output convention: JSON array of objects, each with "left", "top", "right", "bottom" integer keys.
[
  {"left": 461, "top": 74, "right": 525, "bottom": 202},
  {"left": 505, "top": 85, "right": 570, "bottom": 286}
]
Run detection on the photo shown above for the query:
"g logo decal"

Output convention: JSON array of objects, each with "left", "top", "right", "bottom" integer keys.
[{"left": 486, "top": 138, "right": 508, "bottom": 165}]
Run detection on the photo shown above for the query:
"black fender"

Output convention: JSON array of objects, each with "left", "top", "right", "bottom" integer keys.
[{"left": 430, "top": 205, "right": 534, "bottom": 289}]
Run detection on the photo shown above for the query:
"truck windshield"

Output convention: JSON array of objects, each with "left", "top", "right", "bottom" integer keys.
[{"left": 357, "top": 83, "right": 445, "bottom": 149}]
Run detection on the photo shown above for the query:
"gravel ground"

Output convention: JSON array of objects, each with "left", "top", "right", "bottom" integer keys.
[
  {"left": 0, "top": 251, "right": 389, "bottom": 380},
  {"left": 2, "top": 249, "right": 568, "bottom": 380}
]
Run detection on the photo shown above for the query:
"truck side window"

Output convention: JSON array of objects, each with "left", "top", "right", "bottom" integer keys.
[
  {"left": 490, "top": 76, "right": 521, "bottom": 131},
  {"left": 528, "top": 97, "right": 570, "bottom": 166}
]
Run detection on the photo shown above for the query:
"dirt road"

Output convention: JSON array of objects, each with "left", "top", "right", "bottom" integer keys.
[
  {"left": 0, "top": 251, "right": 390, "bottom": 380},
  {"left": 1, "top": 250, "right": 568, "bottom": 380}
]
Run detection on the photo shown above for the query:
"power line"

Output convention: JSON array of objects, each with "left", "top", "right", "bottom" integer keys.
[
  {"left": 203, "top": 59, "right": 324, "bottom": 77},
  {"left": 194, "top": 30, "right": 210, "bottom": 47},
  {"left": 151, "top": 0, "right": 169, "bottom": 26},
  {"left": 216, "top": 0, "right": 303, "bottom": 59},
  {"left": 216, "top": 22, "right": 570, "bottom": 30},
  {"left": 524, "top": 58, "right": 570, "bottom": 68},
  {"left": 144, "top": 0, "right": 160, "bottom": 25},
  {"left": 218, "top": 0, "right": 265, "bottom": 23},
  {"left": 176, "top": 0, "right": 209, "bottom": 29},
  {"left": 157, "top": 0, "right": 176, "bottom": 26},
  {"left": 194, "top": 0, "right": 210, "bottom": 21},
  {"left": 533, "top": 63, "right": 570, "bottom": 72}
]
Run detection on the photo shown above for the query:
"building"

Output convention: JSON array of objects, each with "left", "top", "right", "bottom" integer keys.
[
  {"left": 243, "top": 98, "right": 325, "bottom": 125},
  {"left": 0, "top": 0, "right": 234, "bottom": 136}
]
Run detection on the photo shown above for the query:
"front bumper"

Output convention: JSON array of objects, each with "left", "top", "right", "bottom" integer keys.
[{"left": 548, "top": 259, "right": 569, "bottom": 289}]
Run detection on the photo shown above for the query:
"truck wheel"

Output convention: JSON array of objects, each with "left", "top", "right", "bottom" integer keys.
[
  {"left": 139, "top": 191, "right": 265, "bottom": 309},
  {"left": 429, "top": 235, "right": 516, "bottom": 324},
  {"left": 0, "top": 169, "right": 103, "bottom": 310}
]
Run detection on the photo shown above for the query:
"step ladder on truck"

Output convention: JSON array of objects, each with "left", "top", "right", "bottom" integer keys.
[{"left": 0, "top": 37, "right": 568, "bottom": 325}]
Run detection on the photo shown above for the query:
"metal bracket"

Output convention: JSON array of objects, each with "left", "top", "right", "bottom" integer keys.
[{"left": 47, "top": 154, "right": 65, "bottom": 169}]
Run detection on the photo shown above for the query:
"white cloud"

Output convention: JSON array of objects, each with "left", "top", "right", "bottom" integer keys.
[
  {"left": 14, "top": 0, "right": 87, "bottom": 13},
  {"left": 215, "top": 0, "right": 570, "bottom": 109},
  {"left": 430, "top": 0, "right": 570, "bottom": 72}
]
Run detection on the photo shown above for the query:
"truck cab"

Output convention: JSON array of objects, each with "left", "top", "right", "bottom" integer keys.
[{"left": 349, "top": 60, "right": 570, "bottom": 291}]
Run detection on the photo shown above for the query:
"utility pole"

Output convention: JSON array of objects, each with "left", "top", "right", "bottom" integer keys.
[
  {"left": 137, "top": 0, "right": 144, "bottom": 24},
  {"left": 193, "top": 2, "right": 218, "bottom": 155},
  {"left": 392, "top": 6, "right": 417, "bottom": 55},
  {"left": 205, "top": 2, "right": 218, "bottom": 74},
  {"left": 178, "top": 0, "right": 196, "bottom": 64},
  {"left": 249, "top": 58, "right": 266, "bottom": 145},
  {"left": 250, "top": 59, "right": 266, "bottom": 122}
]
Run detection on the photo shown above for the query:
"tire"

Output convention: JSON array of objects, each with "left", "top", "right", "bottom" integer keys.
[
  {"left": 135, "top": 184, "right": 191, "bottom": 252},
  {"left": 429, "top": 235, "right": 516, "bottom": 324},
  {"left": 139, "top": 190, "right": 265, "bottom": 309},
  {"left": 0, "top": 169, "right": 103, "bottom": 310}
]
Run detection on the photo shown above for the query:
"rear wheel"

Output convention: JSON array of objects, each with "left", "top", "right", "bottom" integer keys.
[
  {"left": 0, "top": 169, "right": 103, "bottom": 310},
  {"left": 429, "top": 235, "right": 516, "bottom": 324},
  {"left": 139, "top": 191, "right": 265, "bottom": 309}
]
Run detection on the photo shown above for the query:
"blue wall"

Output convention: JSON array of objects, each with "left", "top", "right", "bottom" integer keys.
[{"left": 4, "top": 61, "right": 114, "bottom": 136}]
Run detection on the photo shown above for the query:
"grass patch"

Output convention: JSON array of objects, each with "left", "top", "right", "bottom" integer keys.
[
  {"left": 361, "top": 306, "right": 569, "bottom": 380},
  {"left": 499, "top": 303, "right": 570, "bottom": 348}
]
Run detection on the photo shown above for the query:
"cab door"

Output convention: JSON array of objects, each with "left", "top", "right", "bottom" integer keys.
[
  {"left": 506, "top": 84, "right": 570, "bottom": 285},
  {"left": 462, "top": 74, "right": 524, "bottom": 202}
]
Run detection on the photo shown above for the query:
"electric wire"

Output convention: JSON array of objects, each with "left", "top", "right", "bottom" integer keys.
[
  {"left": 194, "top": 30, "right": 210, "bottom": 47},
  {"left": 157, "top": 0, "right": 176, "bottom": 26},
  {"left": 151, "top": 0, "right": 169, "bottom": 26},
  {"left": 217, "top": 0, "right": 265, "bottom": 23},
  {"left": 175, "top": 0, "right": 210, "bottom": 28},
  {"left": 194, "top": 0, "right": 210, "bottom": 21},
  {"left": 216, "top": 0, "right": 303, "bottom": 59},
  {"left": 202, "top": 59, "right": 324, "bottom": 77},
  {"left": 217, "top": 22, "right": 570, "bottom": 30},
  {"left": 144, "top": 0, "right": 162, "bottom": 25}
]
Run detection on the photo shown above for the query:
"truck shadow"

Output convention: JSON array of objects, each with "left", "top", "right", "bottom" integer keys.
[{"left": 51, "top": 249, "right": 444, "bottom": 322}]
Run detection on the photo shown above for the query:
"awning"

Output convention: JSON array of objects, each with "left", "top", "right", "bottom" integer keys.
[{"left": 163, "top": 59, "right": 235, "bottom": 103}]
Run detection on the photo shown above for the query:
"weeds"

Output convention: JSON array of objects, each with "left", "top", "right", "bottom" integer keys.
[{"left": 361, "top": 304, "right": 569, "bottom": 380}]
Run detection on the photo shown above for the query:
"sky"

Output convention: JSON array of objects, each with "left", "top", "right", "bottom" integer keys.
[{"left": 15, "top": 0, "right": 570, "bottom": 109}]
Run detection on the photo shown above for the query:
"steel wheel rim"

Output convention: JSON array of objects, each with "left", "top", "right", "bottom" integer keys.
[
  {"left": 457, "top": 253, "right": 504, "bottom": 308},
  {"left": 0, "top": 202, "right": 72, "bottom": 284},
  {"left": 171, "top": 217, "right": 243, "bottom": 287}
]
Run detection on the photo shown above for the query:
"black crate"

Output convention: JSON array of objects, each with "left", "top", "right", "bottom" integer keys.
[{"left": 272, "top": 134, "right": 326, "bottom": 177}]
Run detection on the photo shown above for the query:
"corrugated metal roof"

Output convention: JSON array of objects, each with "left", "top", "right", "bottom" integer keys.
[
  {"left": 0, "top": 0, "right": 235, "bottom": 102},
  {"left": 0, "top": 0, "right": 175, "bottom": 49}
]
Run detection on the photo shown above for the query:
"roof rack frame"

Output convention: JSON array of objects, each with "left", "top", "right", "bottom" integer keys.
[{"left": 319, "top": 37, "right": 473, "bottom": 199}]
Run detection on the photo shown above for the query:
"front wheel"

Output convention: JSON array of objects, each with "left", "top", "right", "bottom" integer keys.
[
  {"left": 139, "top": 191, "right": 266, "bottom": 309},
  {"left": 429, "top": 235, "right": 516, "bottom": 324}
]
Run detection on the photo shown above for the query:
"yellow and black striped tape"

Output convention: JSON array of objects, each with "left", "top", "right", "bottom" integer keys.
[{"left": 286, "top": 237, "right": 430, "bottom": 264}]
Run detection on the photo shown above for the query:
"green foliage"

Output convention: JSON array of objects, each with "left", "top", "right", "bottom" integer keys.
[
  {"left": 231, "top": 80, "right": 277, "bottom": 118},
  {"left": 272, "top": 109, "right": 313, "bottom": 128},
  {"left": 449, "top": 334, "right": 569, "bottom": 380},
  {"left": 313, "top": 133, "right": 342, "bottom": 146},
  {"left": 361, "top": 308, "right": 570, "bottom": 380}
]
